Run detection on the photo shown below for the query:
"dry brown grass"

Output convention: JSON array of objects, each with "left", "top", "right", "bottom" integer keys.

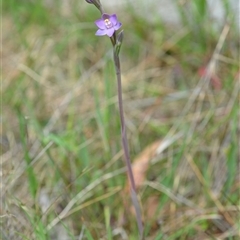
[{"left": 2, "top": 2, "right": 240, "bottom": 239}]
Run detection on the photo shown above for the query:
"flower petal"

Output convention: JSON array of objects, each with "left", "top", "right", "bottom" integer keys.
[
  {"left": 109, "top": 14, "right": 118, "bottom": 25},
  {"left": 106, "top": 28, "right": 115, "bottom": 37},
  {"left": 95, "top": 29, "right": 107, "bottom": 36},
  {"left": 114, "top": 22, "right": 122, "bottom": 31},
  {"left": 102, "top": 13, "right": 110, "bottom": 20},
  {"left": 95, "top": 19, "right": 105, "bottom": 29}
]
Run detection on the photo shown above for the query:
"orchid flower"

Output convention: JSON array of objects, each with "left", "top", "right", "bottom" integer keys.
[{"left": 95, "top": 13, "right": 122, "bottom": 37}]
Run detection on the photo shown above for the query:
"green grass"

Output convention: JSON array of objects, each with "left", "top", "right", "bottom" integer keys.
[{"left": 2, "top": 0, "right": 239, "bottom": 239}]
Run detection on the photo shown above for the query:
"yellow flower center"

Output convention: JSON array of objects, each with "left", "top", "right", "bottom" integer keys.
[{"left": 104, "top": 19, "right": 112, "bottom": 29}]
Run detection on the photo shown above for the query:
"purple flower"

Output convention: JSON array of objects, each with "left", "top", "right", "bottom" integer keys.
[{"left": 95, "top": 13, "right": 122, "bottom": 37}]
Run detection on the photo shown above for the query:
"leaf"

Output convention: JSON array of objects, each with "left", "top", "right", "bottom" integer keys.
[
  {"left": 198, "top": 66, "right": 222, "bottom": 90},
  {"left": 120, "top": 140, "right": 161, "bottom": 227},
  {"left": 129, "top": 140, "right": 162, "bottom": 190}
]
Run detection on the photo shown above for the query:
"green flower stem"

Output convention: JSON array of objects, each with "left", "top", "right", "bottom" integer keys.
[{"left": 113, "top": 49, "right": 144, "bottom": 238}]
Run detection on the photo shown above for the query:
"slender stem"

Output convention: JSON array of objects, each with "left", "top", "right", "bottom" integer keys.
[
  {"left": 85, "top": 0, "right": 143, "bottom": 236},
  {"left": 99, "top": 6, "right": 104, "bottom": 14},
  {"left": 114, "top": 53, "right": 136, "bottom": 191},
  {"left": 113, "top": 51, "right": 143, "bottom": 237}
]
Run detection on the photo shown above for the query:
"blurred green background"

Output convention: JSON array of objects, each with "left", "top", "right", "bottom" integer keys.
[{"left": 2, "top": 0, "right": 239, "bottom": 239}]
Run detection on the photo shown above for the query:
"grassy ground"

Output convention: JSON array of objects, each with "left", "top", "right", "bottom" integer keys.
[{"left": 2, "top": 0, "right": 239, "bottom": 239}]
